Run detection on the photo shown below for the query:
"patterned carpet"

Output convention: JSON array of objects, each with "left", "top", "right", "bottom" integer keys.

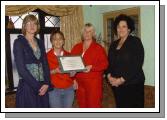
[
  {"left": 73, "top": 79, "right": 116, "bottom": 108},
  {"left": 5, "top": 79, "right": 154, "bottom": 108}
]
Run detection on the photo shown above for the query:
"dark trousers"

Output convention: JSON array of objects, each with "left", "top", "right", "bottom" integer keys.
[{"left": 112, "top": 82, "right": 144, "bottom": 108}]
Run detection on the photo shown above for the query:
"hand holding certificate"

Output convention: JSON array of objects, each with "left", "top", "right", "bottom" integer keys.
[{"left": 58, "top": 56, "right": 86, "bottom": 73}]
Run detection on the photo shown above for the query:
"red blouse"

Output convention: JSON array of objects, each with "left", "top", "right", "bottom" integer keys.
[{"left": 47, "top": 49, "right": 73, "bottom": 88}]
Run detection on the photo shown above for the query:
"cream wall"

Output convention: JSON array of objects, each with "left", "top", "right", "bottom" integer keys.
[{"left": 83, "top": 5, "right": 155, "bottom": 86}]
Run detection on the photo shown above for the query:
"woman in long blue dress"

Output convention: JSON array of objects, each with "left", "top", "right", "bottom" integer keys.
[{"left": 13, "top": 14, "right": 51, "bottom": 108}]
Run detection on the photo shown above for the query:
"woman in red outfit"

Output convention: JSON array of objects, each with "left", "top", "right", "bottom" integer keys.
[
  {"left": 47, "top": 30, "right": 78, "bottom": 108},
  {"left": 71, "top": 23, "right": 108, "bottom": 108}
]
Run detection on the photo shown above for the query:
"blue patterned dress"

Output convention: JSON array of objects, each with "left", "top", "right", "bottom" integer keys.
[
  {"left": 13, "top": 35, "right": 51, "bottom": 108},
  {"left": 26, "top": 41, "right": 45, "bottom": 82}
]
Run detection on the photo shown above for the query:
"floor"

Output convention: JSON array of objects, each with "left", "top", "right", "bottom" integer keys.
[{"left": 5, "top": 79, "right": 154, "bottom": 108}]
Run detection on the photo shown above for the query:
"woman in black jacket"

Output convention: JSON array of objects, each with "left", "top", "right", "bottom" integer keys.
[{"left": 106, "top": 14, "right": 145, "bottom": 108}]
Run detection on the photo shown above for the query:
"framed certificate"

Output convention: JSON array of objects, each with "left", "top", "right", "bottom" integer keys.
[{"left": 58, "top": 55, "right": 86, "bottom": 73}]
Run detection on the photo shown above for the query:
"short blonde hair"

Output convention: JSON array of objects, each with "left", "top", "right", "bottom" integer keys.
[
  {"left": 22, "top": 14, "right": 40, "bottom": 35},
  {"left": 81, "top": 23, "right": 96, "bottom": 41}
]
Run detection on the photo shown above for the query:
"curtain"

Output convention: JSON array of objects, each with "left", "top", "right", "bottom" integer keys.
[
  {"left": 5, "top": 5, "right": 84, "bottom": 51},
  {"left": 60, "top": 6, "right": 84, "bottom": 51},
  {"left": 5, "top": 5, "right": 76, "bottom": 16}
]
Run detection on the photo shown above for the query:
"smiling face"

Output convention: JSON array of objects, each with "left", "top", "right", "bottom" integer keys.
[
  {"left": 117, "top": 20, "right": 130, "bottom": 39},
  {"left": 51, "top": 33, "right": 64, "bottom": 50}
]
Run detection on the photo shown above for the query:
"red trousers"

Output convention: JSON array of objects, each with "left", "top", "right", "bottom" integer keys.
[{"left": 76, "top": 78, "right": 103, "bottom": 108}]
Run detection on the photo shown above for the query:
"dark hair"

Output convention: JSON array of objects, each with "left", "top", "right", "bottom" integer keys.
[
  {"left": 113, "top": 14, "right": 135, "bottom": 35},
  {"left": 50, "top": 29, "right": 65, "bottom": 43}
]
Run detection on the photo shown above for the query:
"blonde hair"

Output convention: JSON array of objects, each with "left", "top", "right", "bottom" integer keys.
[
  {"left": 81, "top": 23, "right": 96, "bottom": 41},
  {"left": 22, "top": 14, "right": 40, "bottom": 35}
]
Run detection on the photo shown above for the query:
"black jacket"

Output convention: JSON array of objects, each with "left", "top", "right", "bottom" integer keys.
[{"left": 106, "top": 35, "right": 145, "bottom": 85}]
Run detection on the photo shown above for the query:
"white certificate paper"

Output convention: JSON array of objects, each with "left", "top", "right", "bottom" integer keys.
[{"left": 58, "top": 56, "right": 86, "bottom": 73}]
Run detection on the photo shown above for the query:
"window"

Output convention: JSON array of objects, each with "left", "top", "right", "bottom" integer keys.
[
  {"left": 45, "top": 16, "right": 60, "bottom": 27},
  {"left": 103, "top": 7, "right": 140, "bottom": 52},
  {"left": 5, "top": 9, "right": 60, "bottom": 91},
  {"left": 9, "top": 12, "right": 39, "bottom": 29}
]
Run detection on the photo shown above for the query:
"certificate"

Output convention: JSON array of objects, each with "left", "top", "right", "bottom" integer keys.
[{"left": 58, "top": 55, "right": 86, "bottom": 73}]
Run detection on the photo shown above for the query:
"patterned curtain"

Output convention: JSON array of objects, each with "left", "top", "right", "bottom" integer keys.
[
  {"left": 5, "top": 5, "right": 75, "bottom": 16},
  {"left": 60, "top": 6, "right": 84, "bottom": 51}
]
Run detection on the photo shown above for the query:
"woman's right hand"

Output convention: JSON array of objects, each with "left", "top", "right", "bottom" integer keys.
[
  {"left": 84, "top": 65, "right": 92, "bottom": 73},
  {"left": 108, "top": 76, "right": 117, "bottom": 85},
  {"left": 108, "top": 75, "right": 125, "bottom": 87},
  {"left": 69, "top": 71, "right": 76, "bottom": 77},
  {"left": 50, "top": 67, "right": 61, "bottom": 74}
]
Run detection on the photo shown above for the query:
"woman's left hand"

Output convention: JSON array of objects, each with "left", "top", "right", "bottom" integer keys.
[
  {"left": 73, "top": 79, "right": 78, "bottom": 90},
  {"left": 39, "top": 84, "right": 49, "bottom": 96},
  {"left": 110, "top": 77, "right": 125, "bottom": 87}
]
